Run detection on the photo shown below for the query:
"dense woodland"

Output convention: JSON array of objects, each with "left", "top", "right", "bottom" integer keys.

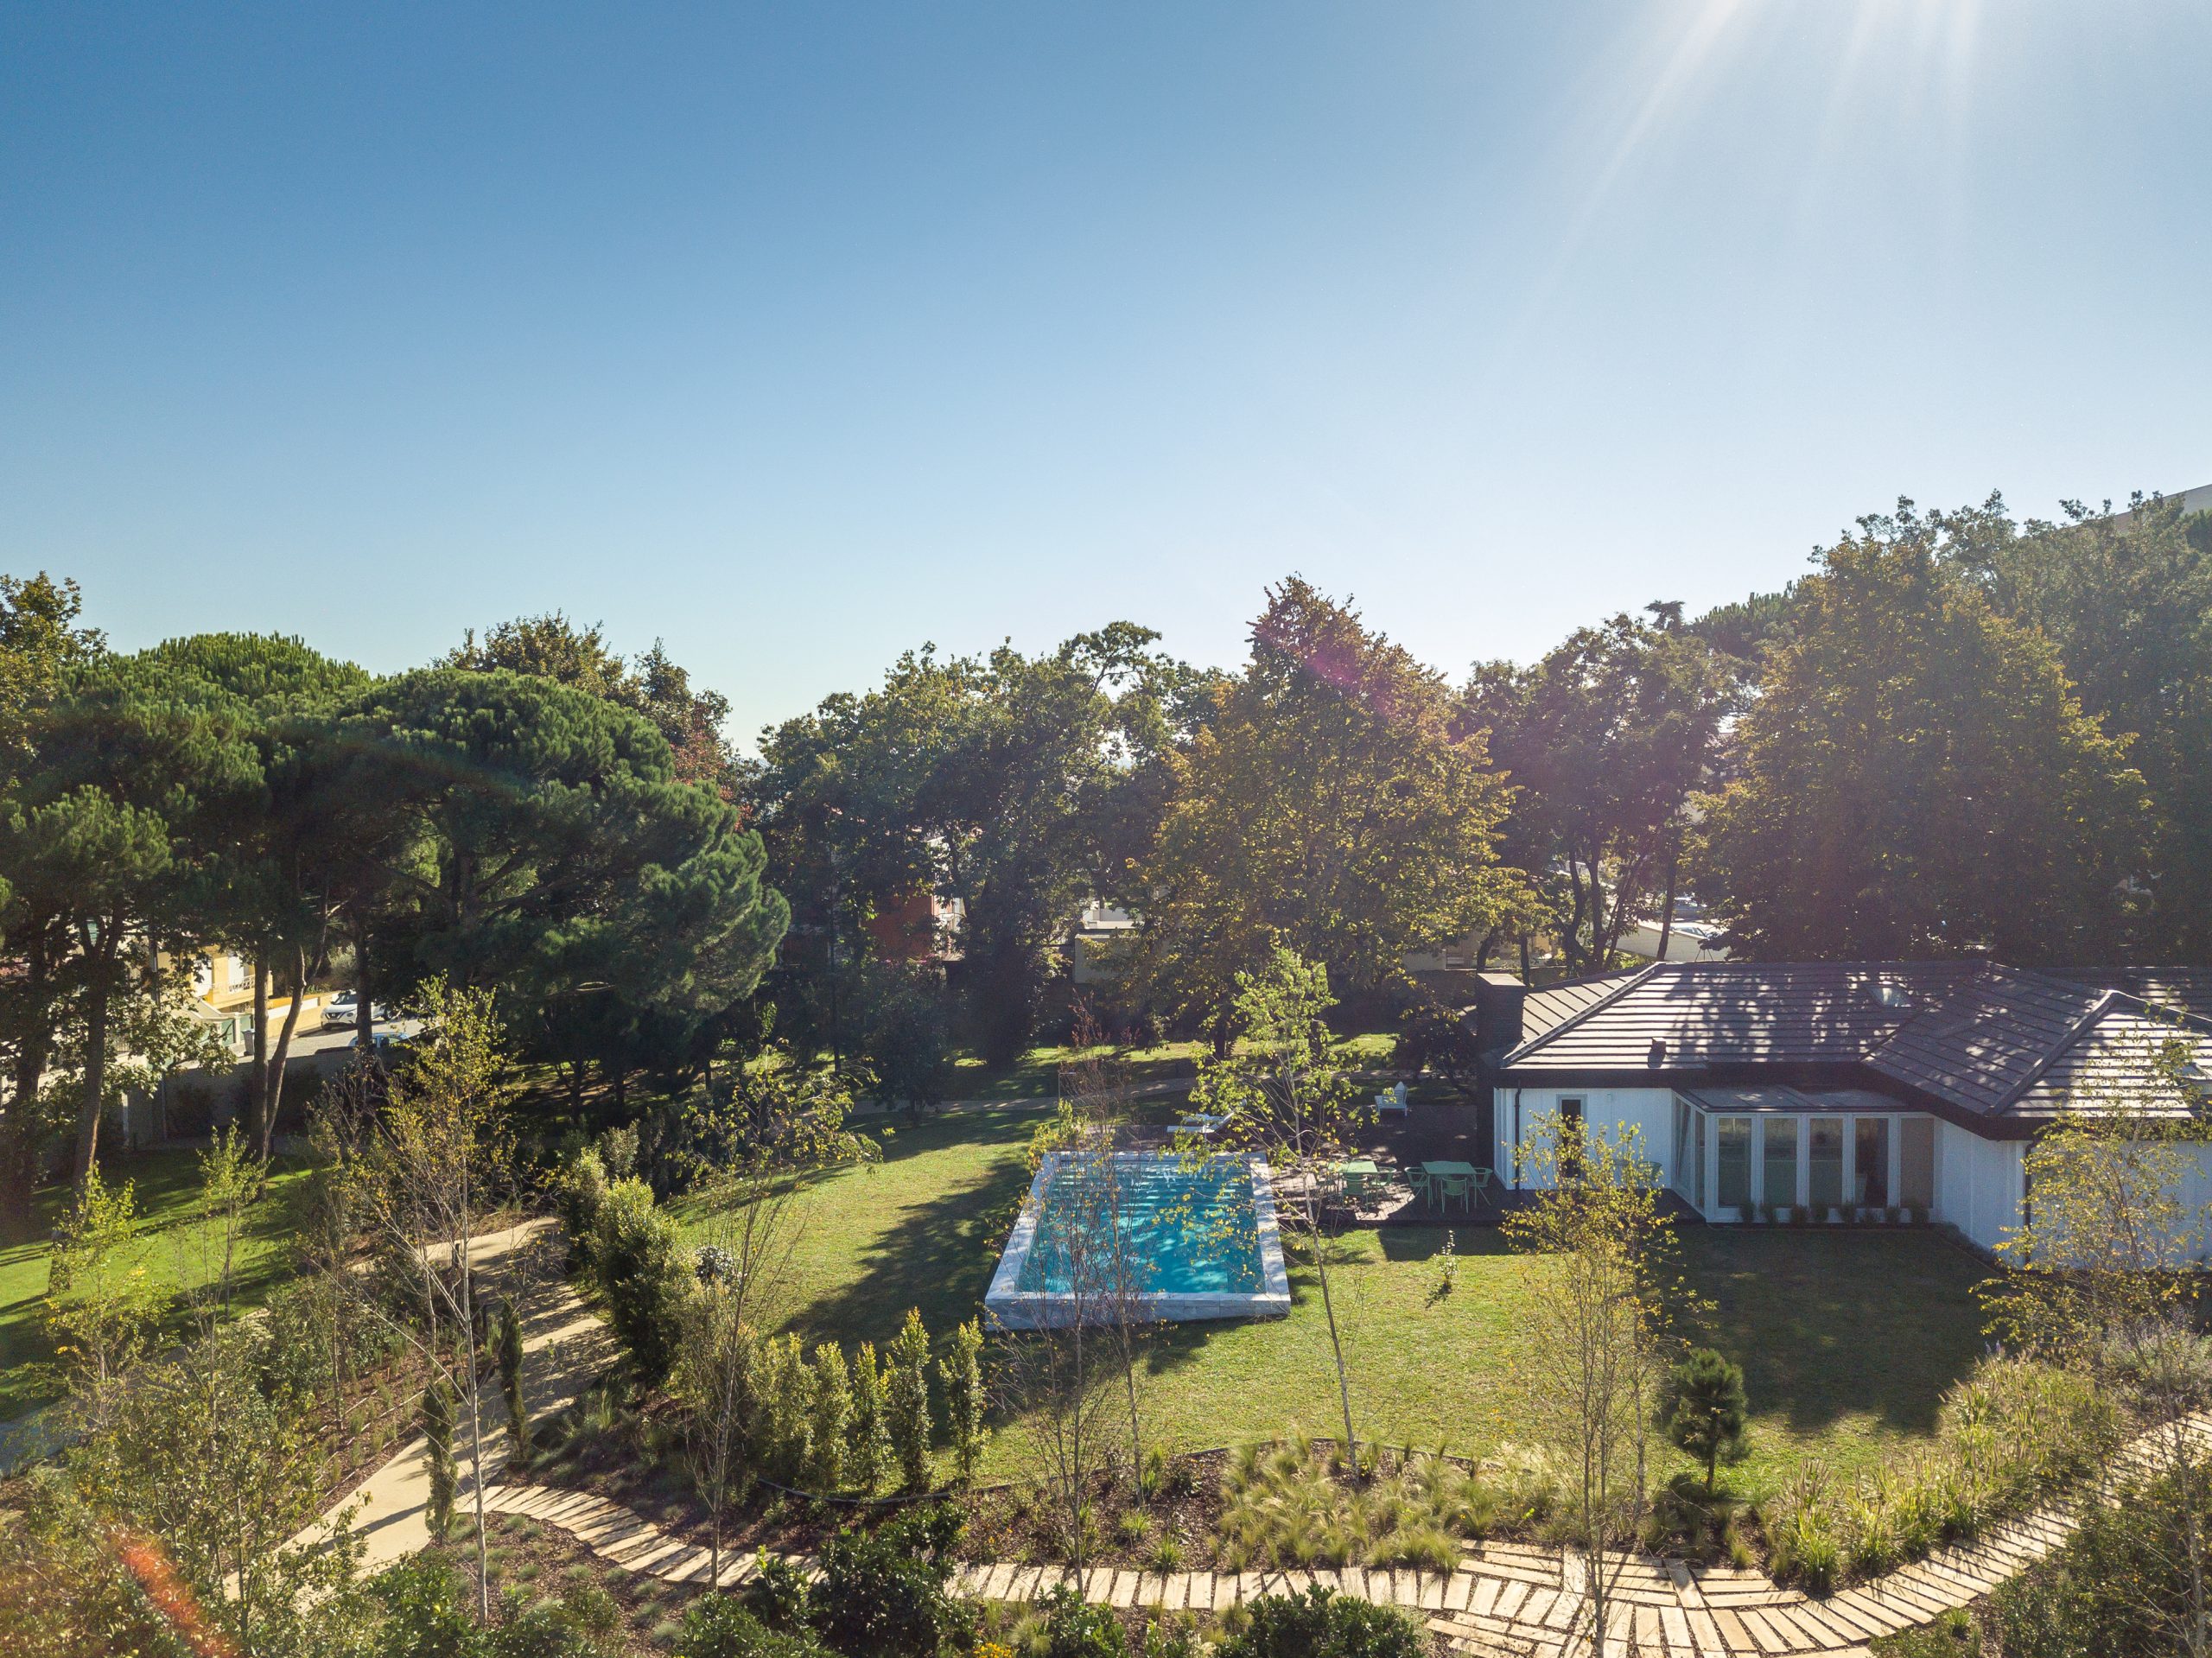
[{"left": 0, "top": 488, "right": 2206, "bottom": 1210}]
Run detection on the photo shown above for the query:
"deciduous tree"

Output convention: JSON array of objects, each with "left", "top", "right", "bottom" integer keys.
[
  {"left": 1135, "top": 582, "right": 1516, "bottom": 1045},
  {"left": 1693, "top": 523, "right": 2147, "bottom": 962}
]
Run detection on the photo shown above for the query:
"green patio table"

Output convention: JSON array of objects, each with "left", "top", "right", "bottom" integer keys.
[
  {"left": 1337, "top": 1158, "right": 1382, "bottom": 1204},
  {"left": 1419, "top": 1159, "right": 1479, "bottom": 1213}
]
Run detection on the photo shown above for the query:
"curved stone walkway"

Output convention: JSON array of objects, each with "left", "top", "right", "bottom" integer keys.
[{"left": 470, "top": 1475, "right": 2096, "bottom": 1657}]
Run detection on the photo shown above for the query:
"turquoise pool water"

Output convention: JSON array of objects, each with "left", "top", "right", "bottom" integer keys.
[{"left": 1013, "top": 1154, "right": 1262, "bottom": 1296}]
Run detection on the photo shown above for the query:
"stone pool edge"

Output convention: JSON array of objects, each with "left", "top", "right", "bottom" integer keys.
[{"left": 982, "top": 1150, "right": 1294, "bottom": 1331}]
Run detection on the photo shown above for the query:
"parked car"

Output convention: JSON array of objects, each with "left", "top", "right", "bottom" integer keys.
[{"left": 321, "top": 990, "right": 359, "bottom": 1029}]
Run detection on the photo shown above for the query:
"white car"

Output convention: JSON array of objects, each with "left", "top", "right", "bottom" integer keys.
[{"left": 321, "top": 990, "right": 361, "bottom": 1030}]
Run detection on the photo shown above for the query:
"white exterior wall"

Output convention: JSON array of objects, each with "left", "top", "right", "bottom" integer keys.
[
  {"left": 1934, "top": 1122, "right": 2023, "bottom": 1253},
  {"left": 1494, "top": 1086, "right": 1678, "bottom": 1189}
]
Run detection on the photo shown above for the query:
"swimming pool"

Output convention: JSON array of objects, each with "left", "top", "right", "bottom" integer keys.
[{"left": 983, "top": 1151, "right": 1293, "bottom": 1329}]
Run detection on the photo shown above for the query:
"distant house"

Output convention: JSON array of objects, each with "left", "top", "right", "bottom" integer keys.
[{"left": 1476, "top": 961, "right": 2212, "bottom": 1254}]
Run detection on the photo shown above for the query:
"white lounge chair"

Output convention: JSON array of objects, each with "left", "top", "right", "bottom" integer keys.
[{"left": 1374, "top": 1083, "right": 1410, "bottom": 1119}]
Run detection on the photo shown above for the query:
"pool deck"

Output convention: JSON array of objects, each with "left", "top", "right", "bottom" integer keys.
[{"left": 983, "top": 1150, "right": 1294, "bottom": 1330}]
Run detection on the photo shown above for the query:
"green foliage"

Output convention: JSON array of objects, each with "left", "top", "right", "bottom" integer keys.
[
  {"left": 364, "top": 1553, "right": 486, "bottom": 1658},
  {"left": 939, "top": 1317, "right": 988, "bottom": 1486},
  {"left": 856, "top": 966, "right": 953, "bottom": 1118},
  {"left": 42, "top": 1163, "right": 162, "bottom": 1391},
  {"left": 847, "top": 1339, "right": 891, "bottom": 1495},
  {"left": 342, "top": 664, "right": 787, "bottom": 1070},
  {"left": 1693, "top": 516, "right": 2147, "bottom": 961},
  {"left": 754, "top": 1333, "right": 815, "bottom": 1487},
  {"left": 1214, "top": 1585, "right": 1428, "bottom": 1658},
  {"left": 810, "top": 1506, "right": 973, "bottom": 1658},
  {"left": 1467, "top": 607, "right": 1730, "bottom": 972},
  {"left": 738, "top": 1551, "right": 815, "bottom": 1635},
  {"left": 752, "top": 626, "right": 1190, "bottom": 1065},
  {"left": 1033, "top": 1585, "right": 1128, "bottom": 1658},
  {"left": 885, "top": 1306, "right": 935, "bottom": 1492},
  {"left": 68, "top": 1325, "right": 365, "bottom": 1658},
  {"left": 1946, "top": 490, "right": 2212, "bottom": 958},
  {"left": 423, "top": 1379, "right": 458, "bottom": 1542},
  {"left": 806, "top": 1342, "right": 852, "bottom": 1492},
  {"left": 1133, "top": 580, "right": 1517, "bottom": 1037},
  {"left": 589, "top": 1176, "right": 696, "bottom": 1390},
  {"left": 1763, "top": 1356, "right": 2113, "bottom": 1589},
  {"left": 0, "top": 1465, "right": 194, "bottom": 1658},
  {"left": 678, "top": 1593, "right": 832, "bottom": 1658},
  {"left": 1214, "top": 1441, "right": 1541, "bottom": 1571},
  {"left": 556, "top": 1147, "right": 610, "bottom": 1263},
  {"left": 496, "top": 1297, "right": 528, "bottom": 1455},
  {"left": 487, "top": 1583, "right": 624, "bottom": 1658},
  {"left": 1668, "top": 1348, "right": 1749, "bottom": 1494},
  {"left": 1988, "top": 1458, "right": 2212, "bottom": 1658}
]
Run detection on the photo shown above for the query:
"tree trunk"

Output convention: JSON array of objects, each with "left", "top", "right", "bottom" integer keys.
[
  {"left": 257, "top": 942, "right": 308, "bottom": 1161},
  {"left": 73, "top": 943, "right": 114, "bottom": 1193},
  {"left": 355, "top": 923, "right": 374, "bottom": 1055},
  {"left": 3, "top": 939, "right": 50, "bottom": 1219},
  {"left": 1656, "top": 844, "right": 1679, "bottom": 962},
  {"left": 251, "top": 956, "right": 270, "bottom": 1148}
]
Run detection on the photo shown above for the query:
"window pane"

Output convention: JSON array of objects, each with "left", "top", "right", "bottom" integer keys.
[
  {"left": 1900, "top": 1118, "right": 1935, "bottom": 1208},
  {"left": 1694, "top": 1111, "right": 1707, "bottom": 1209},
  {"left": 1808, "top": 1117, "right": 1845, "bottom": 1207},
  {"left": 1717, "top": 1117, "right": 1751, "bottom": 1209},
  {"left": 1762, "top": 1118, "right": 1798, "bottom": 1208},
  {"left": 1855, "top": 1118, "right": 1890, "bottom": 1206}
]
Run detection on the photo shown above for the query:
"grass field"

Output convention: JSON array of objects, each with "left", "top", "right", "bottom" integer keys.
[
  {"left": 0, "top": 1147, "right": 316, "bottom": 1423},
  {"left": 943, "top": 1032, "right": 1399, "bottom": 1102},
  {"left": 671, "top": 1099, "right": 1990, "bottom": 1493}
]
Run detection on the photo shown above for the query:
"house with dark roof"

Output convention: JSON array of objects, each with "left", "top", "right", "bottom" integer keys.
[{"left": 1478, "top": 961, "right": 2212, "bottom": 1252}]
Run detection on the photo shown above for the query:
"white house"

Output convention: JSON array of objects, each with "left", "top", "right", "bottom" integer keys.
[{"left": 1482, "top": 961, "right": 2212, "bottom": 1254}]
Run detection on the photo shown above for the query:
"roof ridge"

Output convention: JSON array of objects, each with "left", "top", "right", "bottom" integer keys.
[
  {"left": 1503, "top": 962, "right": 1665, "bottom": 1065},
  {"left": 1993, "top": 988, "right": 2123, "bottom": 1115}
]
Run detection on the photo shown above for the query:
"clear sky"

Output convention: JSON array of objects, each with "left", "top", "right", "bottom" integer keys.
[{"left": 4, "top": 3, "right": 2208, "bottom": 744}]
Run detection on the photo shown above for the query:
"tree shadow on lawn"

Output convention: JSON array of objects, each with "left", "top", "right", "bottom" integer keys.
[
  {"left": 780, "top": 1103, "right": 1046, "bottom": 1353},
  {"left": 1677, "top": 1229, "right": 1988, "bottom": 1440}
]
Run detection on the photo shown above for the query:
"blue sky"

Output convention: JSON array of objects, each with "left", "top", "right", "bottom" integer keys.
[{"left": 3, "top": 3, "right": 2208, "bottom": 744}]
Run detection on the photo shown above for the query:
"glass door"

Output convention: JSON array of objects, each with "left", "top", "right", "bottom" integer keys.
[
  {"left": 1716, "top": 1117, "right": 1752, "bottom": 1212},
  {"left": 1762, "top": 1117, "right": 1798, "bottom": 1210},
  {"left": 1808, "top": 1117, "right": 1846, "bottom": 1210},
  {"left": 1855, "top": 1119, "right": 1891, "bottom": 1206}
]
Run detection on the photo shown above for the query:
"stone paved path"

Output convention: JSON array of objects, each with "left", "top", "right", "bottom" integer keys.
[{"left": 465, "top": 1475, "right": 2104, "bottom": 1656}]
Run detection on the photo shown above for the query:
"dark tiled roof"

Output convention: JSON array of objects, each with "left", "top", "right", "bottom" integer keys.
[
  {"left": 1503, "top": 960, "right": 2212, "bottom": 1133},
  {"left": 1503, "top": 962, "right": 1972, "bottom": 1071},
  {"left": 1865, "top": 966, "right": 2105, "bottom": 1117},
  {"left": 2056, "top": 967, "right": 2212, "bottom": 1022},
  {"left": 1521, "top": 971, "right": 1643, "bottom": 1041},
  {"left": 2016, "top": 1002, "right": 2212, "bottom": 1117}
]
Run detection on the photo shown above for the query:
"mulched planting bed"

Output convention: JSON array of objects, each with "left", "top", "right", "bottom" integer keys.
[{"left": 436, "top": 1511, "right": 706, "bottom": 1654}]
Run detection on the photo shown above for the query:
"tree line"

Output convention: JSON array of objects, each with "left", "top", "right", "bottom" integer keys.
[{"left": 4, "top": 483, "right": 2202, "bottom": 1202}]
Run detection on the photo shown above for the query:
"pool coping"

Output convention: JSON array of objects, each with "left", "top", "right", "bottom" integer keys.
[{"left": 983, "top": 1149, "right": 1294, "bottom": 1331}]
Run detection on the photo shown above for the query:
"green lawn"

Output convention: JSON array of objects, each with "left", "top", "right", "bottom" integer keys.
[
  {"left": 672, "top": 1102, "right": 1988, "bottom": 1492},
  {"left": 944, "top": 1032, "right": 1397, "bottom": 1103},
  {"left": 0, "top": 1147, "right": 317, "bottom": 1423}
]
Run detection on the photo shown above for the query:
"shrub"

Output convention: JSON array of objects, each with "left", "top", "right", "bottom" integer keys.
[
  {"left": 1215, "top": 1585, "right": 1427, "bottom": 1658},
  {"left": 557, "top": 1147, "right": 610, "bottom": 1265},
  {"left": 1667, "top": 1348, "right": 1748, "bottom": 1494},
  {"left": 1215, "top": 1440, "right": 1504, "bottom": 1570},
  {"left": 807, "top": 1344, "right": 851, "bottom": 1492},
  {"left": 810, "top": 1505, "right": 973, "bottom": 1658},
  {"left": 885, "top": 1308, "right": 934, "bottom": 1492},
  {"left": 365, "top": 1553, "right": 487, "bottom": 1658},
  {"left": 488, "top": 1584, "right": 625, "bottom": 1658},
  {"left": 754, "top": 1334, "right": 814, "bottom": 1487},
  {"left": 679, "top": 1594, "right": 833, "bottom": 1658},
  {"left": 423, "top": 1381, "right": 457, "bottom": 1542},
  {"left": 1034, "top": 1585, "right": 1127, "bottom": 1657},
  {"left": 739, "top": 1551, "right": 813, "bottom": 1634},
  {"left": 940, "top": 1317, "right": 988, "bottom": 1486},
  {"left": 848, "top": 1339, "right": 891, "bottom": 1494},
  {"left": 589, "top": 1178, "right": 694, "bottom": 1390},
  {"left": 1990, "top": 1464, "right": 2212, "bottom": 1658}
]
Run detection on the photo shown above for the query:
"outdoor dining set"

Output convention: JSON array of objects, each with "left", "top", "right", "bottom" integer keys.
[{"left": 1332, "top": 1156, "right": 1492, "bottom": 1216}]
